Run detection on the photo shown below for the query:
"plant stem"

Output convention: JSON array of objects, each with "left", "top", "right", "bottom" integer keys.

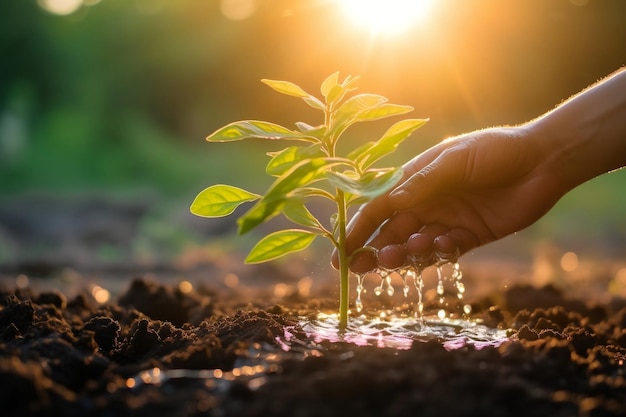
[{"left": 336, "top": 189, "right": 350, "bottom": 331}]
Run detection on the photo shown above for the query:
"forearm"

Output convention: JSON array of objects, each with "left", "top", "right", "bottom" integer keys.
[{"left": 526, "top": 68, "right": 626, "bottom": 193}]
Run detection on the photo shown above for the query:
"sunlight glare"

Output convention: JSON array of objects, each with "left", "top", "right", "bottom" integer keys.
[
  {"left": 338, "top": 0, "right": 434, "bottom": 35},
  {"left": 38, "top": 0, "right": 83, "bottom": 15}
]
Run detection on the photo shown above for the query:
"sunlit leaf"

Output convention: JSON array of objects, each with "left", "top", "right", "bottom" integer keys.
[
  {"left": 294, "top": 122, "right": 326, "bottom": 138},
  {"left": 283, "top": 199, "right": 321, "bottom": 229},
  {"left": 294, "top": 122, "right": 315, "bottom": 133},
  {"left": 333, "top": 75, "right": 360, "bottom": 104},
  {"left": 341, "top": 75, "right": 360, "bottom": 90},
  {"left": 302, "top": 96, "right": 326, "bottom": 111},
  {"left": 266, "top": 144, "right": 325, "bottom": 176},
  {"left": 356, "top": 103, "right": 414, "bottom": 122},
  {"left": 190, "top": 185, "right": 260, "bottom": 217},
  {"left": 291, "top": 187, "right": 336, "bottom": 201},
  {"left": 326, "top": 167, "right": 403, "bottom": 200},
  {"left": 206, "top": 120, "right": 316, "bottom": 142},
  {"left": 321, "top": 72, "right": 339, "bottom": 98},
  {"left": 261, "top": 79, "right": 310, "bottom": 98},
  {"left": 245, "top": 229, "right": 317, "bottom": 264},
  {"left": 347, "top": 141, "right": 376, "bottom": 161},
  {"left": 329, "top": 94, "right": 388, "bottom": 139},
  {"left": 238, "top": 158, "right": 347, "bottom": 234},
  {"left": 261, "top": 79, "right": 326, "bottom": 111},
  {"left": 354, "top": 118, "right": 429, "bottom": 169}
]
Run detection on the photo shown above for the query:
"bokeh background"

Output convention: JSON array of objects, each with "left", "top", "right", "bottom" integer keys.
[{"left": 1, "top": 0, "right": 625, "bottom": 302}]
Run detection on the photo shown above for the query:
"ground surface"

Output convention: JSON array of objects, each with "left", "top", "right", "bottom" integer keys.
[
  {"left": 1, "top": 274, "right": 626, "bottom": 417},
  {"left": 1, "top": 195, "right": 626, "bottom": 416}
]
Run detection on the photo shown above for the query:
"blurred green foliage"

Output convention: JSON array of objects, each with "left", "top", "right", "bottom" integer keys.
[{"left": 1, "top": 0, "right": 625, "bottom": 252}]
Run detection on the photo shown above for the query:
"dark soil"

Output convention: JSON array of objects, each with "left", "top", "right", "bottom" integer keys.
[{"left": 1, "top": 275, "right": 626, "bottom": 417}]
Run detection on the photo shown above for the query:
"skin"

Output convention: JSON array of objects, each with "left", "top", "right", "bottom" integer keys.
[{"left": 332, "top": 67, "right": 626, "bottom": 273}]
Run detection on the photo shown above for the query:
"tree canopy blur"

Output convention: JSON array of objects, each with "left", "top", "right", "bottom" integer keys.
[{"left": 1, "top": 0, "right": 625, "bottom": 201}]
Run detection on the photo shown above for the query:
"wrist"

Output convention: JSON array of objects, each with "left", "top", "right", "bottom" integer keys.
[{"left": 524, "top": 68, "right": 626, "bottom": 192}]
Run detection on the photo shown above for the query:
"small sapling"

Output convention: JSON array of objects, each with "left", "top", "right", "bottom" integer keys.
[{"left": 191, "top": 73, "right": 427, "bottom": 330}]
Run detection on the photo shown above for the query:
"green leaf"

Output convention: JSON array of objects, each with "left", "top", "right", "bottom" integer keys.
[
  {"left": 206, "top": 120, "right": 316, "bottom": 142},
  {"left": 261, "top": 79, "right": 310, "bottom": 98},
  {"left": 266, "top": 144, "right": 325, "bottom": 176},
  {"left": 294, "top": 122, "right": 315, "bottom": 133},
  {"left": 326, "top": 167, "right": 403, "bottom": 200},
  {"left": 302, "top": 97, "right": 326, "bottom": 111},
  {"left": 238, "top": 157, "right": 346, "bottom": 234},
  {"left": 329, "top": 94, "right": 388, "bottom": 139},
  {"left": 294, "top": 122, "right": 327, "bottom": 139},
  {"left": 190, "top": 185, "right": 260, "bottom": 217},
  {"left": 283, "top": 199, "right": 321, "bottom": 229},
  {"left": 321, "top": 72, "right": 339, "bottom": 98},
  {"left": 245, "top": 229, "right": 317, "bottom": 263},
  {"left": 356, "top": 103, "right": 414, "bottom": 122},
  {"left": 330, "top": 76, "right": 360, "bottom": 108},
  {"left": 291, "top": 187, "right": 336, "bottom": 201},
  {"left": 354, "top": 118, "right": 429, "bottom": 169},
  {"left": 347, "top": 140, "right": 376, "bottom": 161},
  {"left": 261, "top": 79, "right": 326, "bottom": 111}
]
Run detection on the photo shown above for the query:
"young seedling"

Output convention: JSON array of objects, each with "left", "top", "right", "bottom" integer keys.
[{"left": 190, "top": 73, "right": 427, "bottom": 330}]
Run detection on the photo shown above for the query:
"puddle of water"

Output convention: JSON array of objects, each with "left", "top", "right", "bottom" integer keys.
[
  {"left": 127, "top": 313, "right": 511, "bottom": 393},
  {"left": 125, "top": 342, "right": 291, "bottom": 392},
  {"left": 299, "top": 312, "right": 511, "bottom": 351}
]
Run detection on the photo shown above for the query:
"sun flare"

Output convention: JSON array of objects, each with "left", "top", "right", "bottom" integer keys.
[{"left": 337, "top": 0, "right": 434, "bottom": 35}]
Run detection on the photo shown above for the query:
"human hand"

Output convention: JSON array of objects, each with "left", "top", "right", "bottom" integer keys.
[{"left": 333, "top": 125, "right": 568, "bottom": 272}]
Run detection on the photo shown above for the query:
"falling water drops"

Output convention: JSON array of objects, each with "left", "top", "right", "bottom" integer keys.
[
  {"left": 352, "top": 249, "right": 472, "bottom": 323},
  {"left": 436, "top": 265, "right": 445, "bottom": 304},
  {"left": 355, "top": 274, "right": 365, "bottom": 313},
  {"left": 385, "top": 274, "right": 394, "bottom": 296},
  {"left": 401, "top": 271, "right": 410, "bottom": 297}
]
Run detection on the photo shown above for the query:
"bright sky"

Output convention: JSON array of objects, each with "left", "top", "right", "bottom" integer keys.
[{"left": 337, "top": 0, "right": 435, "bottom": 36}]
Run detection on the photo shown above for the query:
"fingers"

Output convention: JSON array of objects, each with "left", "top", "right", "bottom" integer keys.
[
  {"left": 378, "top": 226, "right": 481, "bottom": 271},
  {"left": 347, "top": 211, "right": 423, "bottom": 273}
]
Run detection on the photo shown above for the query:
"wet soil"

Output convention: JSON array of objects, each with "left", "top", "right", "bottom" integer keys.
[{"left": 1, "top": 274, "right": 626, "bottom": 417}]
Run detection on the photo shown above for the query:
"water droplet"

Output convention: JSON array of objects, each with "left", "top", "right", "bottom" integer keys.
[
  {"left": 463, "top": 304, "right": 472, "bottom": 315},
  {"left": 400, "top": 270, "right": 410, "bottom": 297},
  {"left": 437, "top": 309, "right": 446, "bottom": 320},
  {"left": 409, "top": 268, "right": 424, "bottom": 318},
  {"left": 436, "top": 265, "right": 445, "bottom": 299},
  {"left": 384, "top": 273, "right": 394, "bottom": 296},
  {"left": 355, "top": 274, "right": 364, "bottom": 313}
]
